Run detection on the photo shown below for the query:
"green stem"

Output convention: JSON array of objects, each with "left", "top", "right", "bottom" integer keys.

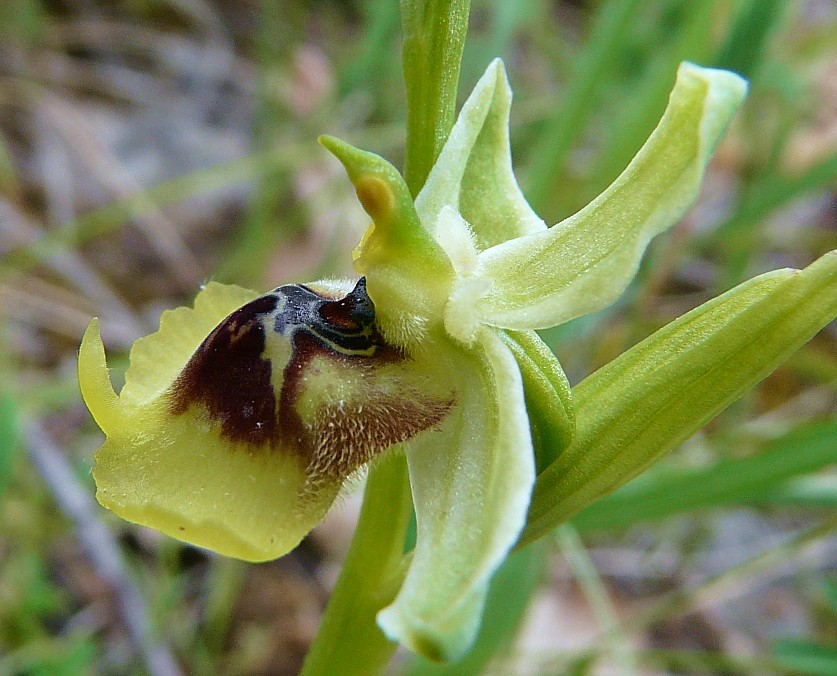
[
  {"left": 401, "top": 0, "right": 472, "bottom": 195},
  {"left": 303, "top": 3, "right": 471, "bottom": 672},
  {"left": 300, "top": 456, "right": 413, "bottom": 675}
]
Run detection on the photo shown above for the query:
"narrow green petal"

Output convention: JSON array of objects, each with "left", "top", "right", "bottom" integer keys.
[
  {"left": 319, "top": 135, "right": 452, "bottom": 348},
  {"left": 470, "top": 62, "right": 747, "bottom": 332},
  {"left": 377, "top": 329, "right": 535, "bottom": 661},
  {"left": 416, "top": 59, "right": 546, "bottom": 248},
  {"left": 521, "top": 251, "right": 837, "bottom": 546},
  {"left": 500, "top": 330, "right": 575, "bottom": 474}
]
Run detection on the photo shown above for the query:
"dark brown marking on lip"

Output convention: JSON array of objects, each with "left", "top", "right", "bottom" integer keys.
[
  {"left": 276, "top": 330, "right": 319, "bottom": 455},
  {"left": 169, "top": 294, "right": 279, "bottom": 445}
]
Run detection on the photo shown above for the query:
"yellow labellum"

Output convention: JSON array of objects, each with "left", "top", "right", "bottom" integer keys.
[{"left": 80, "top": 279, "right": 453, "bottom": 561}]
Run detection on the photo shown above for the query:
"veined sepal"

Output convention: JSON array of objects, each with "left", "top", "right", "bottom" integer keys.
[
  {"left": 377, "top": 327, "right": 535, "bottom": 661},
  {"left": 459, "top": 62, "right": 748, "bottom": 337}
]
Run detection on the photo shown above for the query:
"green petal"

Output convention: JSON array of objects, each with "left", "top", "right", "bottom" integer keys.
[
  {"left": 377, "top": 329, "right": 535, "bottom": 661},
  {"left": 319, "top": 135, "right": 453, "bottom": 349},
  {"left": 521, "top": 250, "right": 837, "bottom": 546},
  {"left": 500, "top": 329, "right": 575, "bottom": 474},
  {"left": 469, "top": 62, "right": 747, "bottom": 333},
  {"left": 415, "top": 59, "right": 546, "bottom": 249}
]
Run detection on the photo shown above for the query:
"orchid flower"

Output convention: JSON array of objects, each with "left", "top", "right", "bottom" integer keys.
[{"left": 79, "top": 59, "right": 836, "bottom": 661}]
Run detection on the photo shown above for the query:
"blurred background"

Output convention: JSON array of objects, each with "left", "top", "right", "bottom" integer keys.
[{"left": 1, "top": 1, "right": 836, "bottom": 674}]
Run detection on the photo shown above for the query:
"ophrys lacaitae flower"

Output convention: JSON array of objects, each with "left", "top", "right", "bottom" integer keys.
[{"left": 80, "top": 60, "right": 754, "bottom": 659}]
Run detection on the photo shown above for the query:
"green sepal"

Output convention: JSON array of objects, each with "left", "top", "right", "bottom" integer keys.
[
  {"left": 378, "top": 329, "right": 535, "bottom": 662},
  {"left": 520, "top": 250, "right": 837, "bottom": 546},
  {"left": 500, "top": 330, "right": 575, "bottom": 474},
  {"left": 415, "top": 59, "right": 546, "bottom": 248},
  {"left": 469, "top": 62, "right": 747, "bottom": 332}
]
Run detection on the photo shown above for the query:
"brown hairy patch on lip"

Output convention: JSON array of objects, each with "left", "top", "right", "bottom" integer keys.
[
  {"left": 307, "top": 393, "right": 454, "bottom": 483},
  {"left": 277, "top": 330, "right": 409, "bottom": 456}
]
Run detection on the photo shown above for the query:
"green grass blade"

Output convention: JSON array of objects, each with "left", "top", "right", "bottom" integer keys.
[
  {"left": 523, "top": 0, "right": 645, "bottom": 215},
  {"left": 759, "top": 476, "right": 837, "bottom": 508},
  {"left": 772, "top": 640, "right": 837, "bottom": 676},
  {"left": 713, "top": 148, "right": 837, "bottom": 266},
  {"left": 461, "top": 0, "right": 539, "bottom": 80},
  {"left": 0, "top": 151, "right": 287, "bottom": 278},
  {"left": 570, "top": 417, "right": 837, "bottom": 532},
  {"left": 720, "top": 151, "right": 837, "bottom": 238},
  {"left": 585, "top": 1, "right": 716, "bottom": 205},
  {"left": 714, "top": 0, "right": 787, "bottom": 78},
  {"left": 0, "top": 391, "right": 18, "bottom": 496},
  {"left": 714, "top": 150, "right": 837, "bottom": 284},
  {"left": 340, "top": 0, "right": 402, "bottom": 96}
]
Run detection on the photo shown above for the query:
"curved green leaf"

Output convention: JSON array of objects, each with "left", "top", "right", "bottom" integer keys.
[{"left": 521, "top": 251, "right": 837, "bottom": 546}]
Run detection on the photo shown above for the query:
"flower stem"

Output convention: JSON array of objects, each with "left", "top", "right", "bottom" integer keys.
[
  {"left": 300, "top": 456, "right": 412, "bottom": 675},
  {"left": 401, "top": 0, "right": 472, "bottom": 196},
  {"left": 302, "top": 2, "right": 471, "bottom": 672}
]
